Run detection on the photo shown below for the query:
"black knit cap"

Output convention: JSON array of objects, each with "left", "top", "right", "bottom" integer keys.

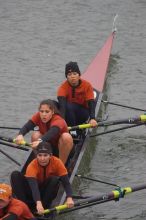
[
  {"left": 36, "top": 142, "right": 52, "bottom": 154},
  {"left": 65, "top": 61, "right": 81, "bottom": 77}
]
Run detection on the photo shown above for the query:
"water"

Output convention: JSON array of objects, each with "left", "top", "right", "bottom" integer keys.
[{"left": 0, "top": 0, "right": 146, "bottom": 219}]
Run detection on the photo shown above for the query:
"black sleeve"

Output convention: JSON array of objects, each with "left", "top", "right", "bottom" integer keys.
[
  {"left": 60, "top": 175, "right": 72, "bottom": 198},
  {"left": 57, "top": 96, "right": 67, "bottom": 119},
  {"left": 41, "top": 126, "right": 60, "bottom": 142},
  {"left": 88, "top": 99, "right": 96, "bottom": 119},
  {"left": 2, "top": 213, "right": 18, "bottom": 220},
  {"left": 19, "top": 120, "right": 36, "bottom": 136},
  {"left": 26, "top": 177, "right": 41, "bottom": 202}
]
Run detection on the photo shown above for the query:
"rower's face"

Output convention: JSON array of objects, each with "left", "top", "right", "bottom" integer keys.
[
  {"left": 37, "top": 153, "right": 51, "bottom": 166},
  {"left": 39, "top": 104, "right": 54, "bottom": 123},
  {"left": 67, "top": 72, "right": 80, "bottom": 86},
  {"left": 0, "top": 199, "right": 10, "bottom": 209}
]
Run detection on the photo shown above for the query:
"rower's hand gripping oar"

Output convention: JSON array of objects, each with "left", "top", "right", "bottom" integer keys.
[{"left": 68, "top": 114, "right": 146, "bottom": 131}]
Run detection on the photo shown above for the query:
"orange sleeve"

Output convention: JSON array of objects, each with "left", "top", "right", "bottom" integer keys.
[
  {"left": 57, "top": 82, "right": 68, "bottom": 97},
  {"left": 25, "top": 160, "right": 38, "bottom": 178},
  {"left": 53, "top": 157, "right": 68, "bottom": 176},
  {"left": 50, "top": 116, "right": 67, "bottom": 131},
  {"left": 85, "top": 82, "right": 94, "bottom": 101},
  {"left": 8, "top": 204, "right": 24, "bottom": 217},
  {"left": 8, "top": 199, "right": 34, "bottom": 219}
]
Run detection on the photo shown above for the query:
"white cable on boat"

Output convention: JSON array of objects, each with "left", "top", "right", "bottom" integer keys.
[{"left": 112, "top": 14, "right": 118, "bottom": 33}]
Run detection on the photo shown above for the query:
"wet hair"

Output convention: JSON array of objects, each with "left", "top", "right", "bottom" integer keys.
[
  {"left": 36, "top": 142, "right": 53, "bottom": 154},
  {"left": 65, "top": 61, "right": 81, "bottom": 77},
  {"left": 39, "top": 99, "right": 60, "bottom": 115}
]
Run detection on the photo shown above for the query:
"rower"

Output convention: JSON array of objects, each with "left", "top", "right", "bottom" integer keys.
[
  {"left": 57, "top": 61, "right": 97, "bottom": 133},
  {"left": 14, "top": 99, "right": 73, "bottom": 165},
  {"left": 0, "top": 183, "right": 35, "bottom": 220},
  {"left": 10, "top": 142, "right": 74, "bottom": 215}
]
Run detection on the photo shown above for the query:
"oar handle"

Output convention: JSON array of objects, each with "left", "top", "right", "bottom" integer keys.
[
  {"left": 44, "top": 204, "right": 68, "bottom": 214},
  {"left": 68, "top": 124, "right": 92, "bottom": 130},
  {"left": 13, "top": 139, "right": 31, "bottom": 147},
  {"left": 0, "top": 140, "right": 29, "bottom": 151}
]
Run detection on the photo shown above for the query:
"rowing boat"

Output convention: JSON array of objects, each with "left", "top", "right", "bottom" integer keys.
[{"left": 20, "top": 18, "right": 117, "bottom": 218}]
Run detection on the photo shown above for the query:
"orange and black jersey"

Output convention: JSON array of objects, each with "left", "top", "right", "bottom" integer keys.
[
  {"left": 57, "top": 79, "right": 95, "bottom": 119},
  {"left": 25, "top": 156, "right": 67, "bottom": 183},
  {"left": 25, "top": 156, "right": 72, "bottom": 202},
  {"left": 57, "top": 79, "right": 94, "bottom": 108},
  {"left": 19, "top": 113, "right": 68, "bottom": 147}
]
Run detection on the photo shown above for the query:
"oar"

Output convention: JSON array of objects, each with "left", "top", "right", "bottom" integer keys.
[
  {"left": 59, "top": 198, "right": 114, "bottom": 214},
  {"left": 0, "top": 140, "right": 29, "bottom": 151},
  {"left": 0, "top": 148, "right": 21, "bottom": 166},
  {"left": 102, "top": 99, "right": 146, "bottom": 112},
  {"left": 36, "top": 198, "right": 115, "bottom": 219},
  {"left": 0, "top": 126, "right": 20, "bottom": 130},
  {"left": 0, "top": 135, "right": 30, "bottom": 147},
  {"left": 0, "top": 126, "right": 36, "bottom": 131},
  {"left": 76, "top": 174, "right": 119, "bottom": 187},
  {"left": 68, "top": 114, "right": 146, "bottom": 130},
  {"left": 90, "top": 123, "right": 145, "bottom": 137},
  {"left": 43, "top": 183, "right": 146, "bottom": 215},
  {"left": 37, "top": 198, "right": 115, "bottom": 219}
]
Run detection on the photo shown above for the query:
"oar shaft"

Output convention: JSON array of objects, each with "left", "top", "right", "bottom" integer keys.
[
  {"left": 0, "top": 136, "right": 14, "bottom": 143},
  {"left": 0, "top": 148, "right": 21, "bottom": 166},
  {"left": 98, "top": 117, "right": 140, "bottom": 126},
  {"left": 59, "top": 198, "right": 114, "bottom": 214},
  {"left": 60, "top": 184, "right": 146, "bottom": 214},
  {"left": 90, "top": 123, "right": 144, "bottom": 137},
  {"left": 102, "top": 100, "right": 146, "bottom": 112},
  {"left": 0, "top": 140, "right": 29, "bottom": 151},
  {"left": 76, "top": 174, "right": 119, "bottom": 187},
  {"left": 0, "top": 126, "right": 20, "bottom": 130}
]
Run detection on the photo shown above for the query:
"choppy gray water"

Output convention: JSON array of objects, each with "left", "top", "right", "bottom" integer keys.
[{"left": 0, "top": 0, "right": 146, "bottom": 219}]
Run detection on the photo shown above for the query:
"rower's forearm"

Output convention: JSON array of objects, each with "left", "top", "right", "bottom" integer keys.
[
  {"left": 88, "top": 100, "right": 95, "bottom": 119},
  {"left": 19, "top": 120, "right": 35, "bottom": 136}
]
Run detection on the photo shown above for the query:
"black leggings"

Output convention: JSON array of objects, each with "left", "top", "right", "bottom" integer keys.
[
  {"left": 11, "top": 171, "right": 60, "bottom": 210},
  {"left": 65, "top": 102, "right": 89, "bottom": 126}
]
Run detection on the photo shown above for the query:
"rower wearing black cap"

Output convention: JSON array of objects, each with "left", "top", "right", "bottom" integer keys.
[
  {"left": 57, "top": 61, "right": 97, "bottom": 128},
  {"left": 10, "top": 142, "right": 74, "bottom": 215}
]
